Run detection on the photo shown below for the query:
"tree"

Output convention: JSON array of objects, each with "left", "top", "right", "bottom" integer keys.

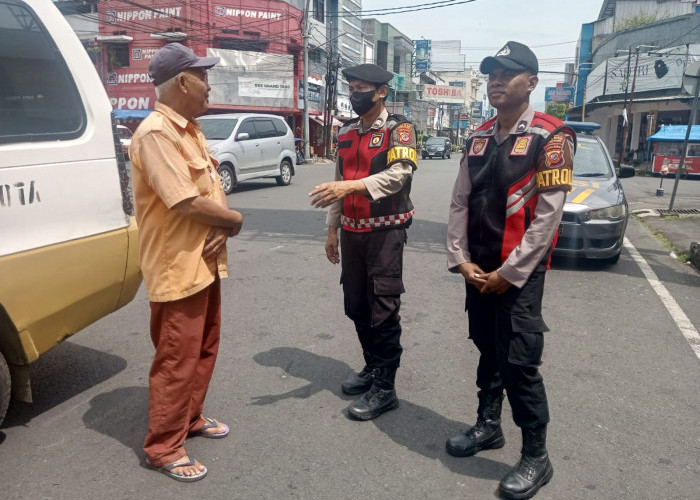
[{"left": 545, "top": 102, "right": 568, "bottom": 120}]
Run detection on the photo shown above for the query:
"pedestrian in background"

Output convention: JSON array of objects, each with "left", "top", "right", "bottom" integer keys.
[
  {"left": 129, "top": 43, "right": 244, "bottom": 482},
  {"left": 445, "top": 41, "right": 575, "bottom": 499},
  {"left": 310, "top": 63, "right": 418, "bottom": 421}
]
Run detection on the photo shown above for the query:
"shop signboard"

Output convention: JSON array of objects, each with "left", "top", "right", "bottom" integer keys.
[
  {"left": 545, "top": 86, "right": 575, "bottom": 102},
  {"left": 423, "top": 83, "right": 465, "bottom": 103},
  {"left": 415, "top": 39, "right": 431, "bottom": 73}
]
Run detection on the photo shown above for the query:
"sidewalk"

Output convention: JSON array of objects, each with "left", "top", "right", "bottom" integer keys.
[{"left": 621, "top": 175, "right": 700, "bottom": 268}]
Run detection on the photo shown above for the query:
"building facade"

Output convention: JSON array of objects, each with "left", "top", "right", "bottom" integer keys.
[
  {"left": 571, "top": 0, "right": 700, "bottom": 162},
  {"left": 57, "top": 0, "right": 335, "bottom": 141}
]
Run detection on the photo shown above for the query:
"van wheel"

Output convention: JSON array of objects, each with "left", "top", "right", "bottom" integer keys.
[
  {"left": 276, "top": 159, "right": 293, "bottom": 186},
  {"left": 0, "top": 352, "right": 10, "bottom": 427},
  {"left": 218, "top": 163, "right": 236, "bottom": 195}
]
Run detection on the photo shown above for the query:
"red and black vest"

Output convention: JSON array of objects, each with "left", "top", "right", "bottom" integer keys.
[
  {"left": 337, "top": 115, "right": 415, "bottom": 233},
  {"left": 465, "top": 112, "right": 574, "bottom": 271}
]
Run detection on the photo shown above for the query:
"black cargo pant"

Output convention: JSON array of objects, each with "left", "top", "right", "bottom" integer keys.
[
  {"left": 340, "top": 228, "right": 406, "bottom": 368},
  {"left": 466, "top": 270, "right": 549, "bottom": 429}
]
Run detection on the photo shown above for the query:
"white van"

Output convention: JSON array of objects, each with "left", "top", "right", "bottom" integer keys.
[
  {"left": 0, "top": 0, "right": 142, "bottom": 426},
  {"left": 198, "top": 113, "right": 296, "bottom": 194}
]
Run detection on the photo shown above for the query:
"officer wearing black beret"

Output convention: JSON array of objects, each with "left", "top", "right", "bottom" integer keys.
[
  {"left": 310, "top": 63, "right": 418, "bottom": 420},
  {"left": 446, "top": 41, "right": 575, "bottom": 499}
]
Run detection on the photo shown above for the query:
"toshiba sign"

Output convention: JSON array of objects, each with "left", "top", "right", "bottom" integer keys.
[{"left": 423, "top": 84, "right": 465, "bottom": 103}]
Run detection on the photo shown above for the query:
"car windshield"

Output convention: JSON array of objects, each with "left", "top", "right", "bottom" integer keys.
[
  {"left": 573, "top": 137, "right": 613, "bottom": 177},
  {"left": 199, "top": 118, "right": 238, "bottom": 140},
  {"left": 425, "top": 137, "right": 445, "bottom": 145}
]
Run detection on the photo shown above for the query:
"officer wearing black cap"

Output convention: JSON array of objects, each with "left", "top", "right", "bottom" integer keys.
[
  {"left": 310, "top": 63, "right": 418, "bottom": 421},
  {"left": 445, "top": 41, "right": 575, "bottom": 499}
]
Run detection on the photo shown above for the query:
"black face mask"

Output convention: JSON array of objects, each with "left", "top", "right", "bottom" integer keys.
[{"left": 350, "top": 89, "right": 377, "bottom": 116}]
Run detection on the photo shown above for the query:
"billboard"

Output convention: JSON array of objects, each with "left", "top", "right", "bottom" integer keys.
[
  {"left": 470, "top": 101, "right": 483, "bottom": 117},
  {"left": 545, "top": 86, "right": 575, "bottom": 102},
  {"left": 423, "top": 84, "right": 465, "bottom": 103},
  {"left": 415, "top": 39, "right": 431, "bottom": 73}
]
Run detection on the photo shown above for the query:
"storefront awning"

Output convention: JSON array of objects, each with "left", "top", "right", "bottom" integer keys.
[
  {"left": 646, "top": 125, "right": 700, "bottom": 142},
  {"left": 113, "top": 109, "right": 153, "bottom": 120}
]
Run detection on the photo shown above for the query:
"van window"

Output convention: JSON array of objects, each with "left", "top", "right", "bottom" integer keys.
[
  {"left": 200, "top": 118, "right": 238, "bottom": 140},
  {"left": 237, "top": 118, "right": 257, "bottom": 140},
  {"left": 272, "top": 118, "right": 288, "bottom": 137},
  {"left": 254, "top": 118, "right": 277, "bottom": 139},
  {"left": 0, "top": 0, "right": 86, "bottom": 144}
]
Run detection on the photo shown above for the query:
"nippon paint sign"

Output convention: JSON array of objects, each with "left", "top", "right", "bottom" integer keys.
[
  {"left": 109, "top": 96, "right": 151, "bottom": 109},
  {"left": 214, "top": 6, "right": 282, "bottom": 20},
  {"left": 107, "top": 73, "right": 152, "bottom": 85},
  {"left": 105, "top": 6, "right": 182, "bottom": 23},
  {"left": 423, "top": 84, "right": 465, "bottom": 103}
]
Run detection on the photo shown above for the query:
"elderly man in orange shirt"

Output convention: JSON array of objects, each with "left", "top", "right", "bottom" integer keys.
[{"left": 129, "top": 43, "right": 243, "bottom": 483}]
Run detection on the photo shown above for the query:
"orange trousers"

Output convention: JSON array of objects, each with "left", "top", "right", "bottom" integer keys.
[{"left": 143, "top": 278, "right": 221, "bottom": 466}]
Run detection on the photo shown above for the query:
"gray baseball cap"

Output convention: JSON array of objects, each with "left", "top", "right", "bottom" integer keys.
[{"left": 148, "top": 43, "right": 220, "bottom": 85}]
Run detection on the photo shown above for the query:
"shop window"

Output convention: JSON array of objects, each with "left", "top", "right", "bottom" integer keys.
[
  {"left": 309, "top": 48, "right": 323, "bottom": 64},
  {"left": 107, "top": 44, "right": 130, "bottom": 71},
  {"left": 377, "top": 41, "right": 388, "bottom": 70},
  {"left": 313, "top": 0, "right": 325, "bottom": 22}
]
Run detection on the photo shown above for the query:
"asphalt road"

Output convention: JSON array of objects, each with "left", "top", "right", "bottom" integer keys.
[{"left": 1, "top": 157, "right": 698, "bottom": 500}]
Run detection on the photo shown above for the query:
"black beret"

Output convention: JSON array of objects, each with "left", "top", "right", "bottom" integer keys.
[
  {"left": 480, "top": 41, "right": 539, "bottom": 75},
  {"left": 341, "top": 63, "right": 393, "bottom": 85}
]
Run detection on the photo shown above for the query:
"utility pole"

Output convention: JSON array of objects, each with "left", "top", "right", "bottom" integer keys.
[
  {"left": 618, "top": 46, "right": 633, "bottom": 167},
  {"left": 619, "top": 45, "right": 659, "bottom": 166},
  {"left": 323, "top": 51, "right": 339, "bottom": 158},
  {"left": 669, "top": 61, "right": 700, "bottom": 210},
  {"left": 302, "top": 0, "right": 311, "bottom": 160}
]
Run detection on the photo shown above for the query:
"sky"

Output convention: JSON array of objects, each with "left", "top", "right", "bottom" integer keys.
[{"left": 361, "top": 0, "right": 605, "bottom": 109}]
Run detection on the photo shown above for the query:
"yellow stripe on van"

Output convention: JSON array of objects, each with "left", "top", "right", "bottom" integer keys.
[{"left": 572, "top": 188, "right": 596, "bottom": 203}]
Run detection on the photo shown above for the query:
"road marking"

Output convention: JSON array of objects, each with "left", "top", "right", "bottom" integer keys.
[
  {"left": 572, "top": 188, "right": 596, "bottom": 203},
  {"left": 624, "top": 237, "right": 700, "bottom": 360}
]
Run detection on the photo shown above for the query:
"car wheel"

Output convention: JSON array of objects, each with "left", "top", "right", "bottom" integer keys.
[
  {"left": 422, "top": 154, "right": 427, "bottom": 159},
  {"left": 276, "top": 159, "right": 293, "bottom": 186},
  {"left": 0, "top": 351, "right": 10, "bottom": 428},
  {"left": 218, "top": 163, "right": 236, "bottom": 195}
]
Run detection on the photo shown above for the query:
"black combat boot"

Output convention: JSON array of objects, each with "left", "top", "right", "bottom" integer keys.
[
  {"left": 446, "top": 393, "right": 505, "bottom": 457},
  {"left": 499, "top": 424, "right": 553, "bottom": 500},
  {"left": 341, "top": 352, "right": 374, "bottom": 395},
  {"left": 346, "top": 367, "right": 399, "bottom": 420}
]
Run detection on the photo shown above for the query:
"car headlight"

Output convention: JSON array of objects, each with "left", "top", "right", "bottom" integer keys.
[{"left": 588, "top": 203, "right": 627, "bottom": 220}]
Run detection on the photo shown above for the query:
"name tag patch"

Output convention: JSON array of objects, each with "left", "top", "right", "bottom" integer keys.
[
  {"left": 510, "top": 135, "right": 532, "bottom": 156},
  {"left": 469, "top": 138, "right": 489, "bottom": 156}
]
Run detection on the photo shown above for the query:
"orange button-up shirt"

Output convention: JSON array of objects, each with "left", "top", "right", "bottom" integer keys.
[{"left": 130, "top": 102, "right": 227, "bottom": 302}]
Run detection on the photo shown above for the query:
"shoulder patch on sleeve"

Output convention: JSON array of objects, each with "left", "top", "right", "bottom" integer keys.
[{"left": 396, "top": 123, "right": 413, "bottom": 144}]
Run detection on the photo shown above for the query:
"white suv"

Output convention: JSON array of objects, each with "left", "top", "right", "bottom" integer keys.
[{"left": 199, "top": 113, "right": 296, "bottom": 194}]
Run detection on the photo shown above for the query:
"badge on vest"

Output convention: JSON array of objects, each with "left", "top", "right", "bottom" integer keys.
[
  {"left": 395, "top": 123, "right": 413, "bottom": 144},
  {"left": 369, "top": 132, "right": 385, "bottom": 148},
  {"left": 469, "top": 138, "right": 489, "bottom": 156},
  {"left": 510, "top": 135, "right": 533, "bottom": 156}
]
